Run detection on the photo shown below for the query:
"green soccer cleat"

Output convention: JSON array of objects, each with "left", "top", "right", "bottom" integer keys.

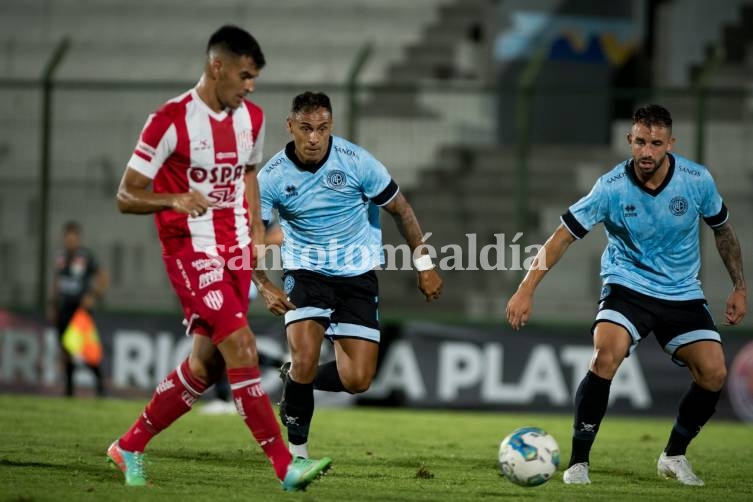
[
  {"left": 107, "top": 440, "right": 148, "bottom": 486},
  {"left": 281, "top": 456, "right": 332, "bottom": 492}
]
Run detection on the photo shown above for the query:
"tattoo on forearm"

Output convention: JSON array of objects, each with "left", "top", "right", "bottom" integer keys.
[{"left": 714, "top": 224, "right": 746, "bottom": 290}]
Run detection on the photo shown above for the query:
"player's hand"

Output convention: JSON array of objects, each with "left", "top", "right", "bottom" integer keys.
[
  {"left": 723, "top": 289, "right": 747, "bottom": 326},
  {"left": 259, "top": 283, "right": 296, "bottom": 316},
  {"left": 171, "top": 190, "right": 210, "bottom": 217},
  {"left": 506, "top": 290, "right": 533, "bottom": 330},
  {"left": 418, "top": 269, "right": 442, "bottom": 302}
]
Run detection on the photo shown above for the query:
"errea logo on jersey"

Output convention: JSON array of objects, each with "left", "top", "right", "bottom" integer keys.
[{"left": 624, "top": 204, "right": 637, "bottom": 217}]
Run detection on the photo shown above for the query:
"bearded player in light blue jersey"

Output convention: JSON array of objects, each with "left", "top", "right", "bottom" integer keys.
[
  {"left": 255, "top": 92, "right": 442, "bottom": 458},
  {"left": 507, "top": 105, "right": 746, "bottom": 486}
]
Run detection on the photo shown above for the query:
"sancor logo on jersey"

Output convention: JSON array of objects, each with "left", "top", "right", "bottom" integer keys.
[
  {"left": 326, "top": 170, "right": 347, "bottom": 189},
  {"left": 669, "top": 196, "right": 688, "bottom": 216}
]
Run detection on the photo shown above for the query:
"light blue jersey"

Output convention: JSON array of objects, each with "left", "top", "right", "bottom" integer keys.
[
  {"left": 258, "top": 136, "right": 398, "bottom": 277},
  {"left": 561, "top": 153, "right": 728, "bottom": 300}
]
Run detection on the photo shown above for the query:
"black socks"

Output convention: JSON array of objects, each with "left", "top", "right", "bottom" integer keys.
[
  {"left": 665, "top": 382, "right": 721, "bottom": 456},
  {"left": 569, "top": 370, "right": 612, "bottom": 466}
]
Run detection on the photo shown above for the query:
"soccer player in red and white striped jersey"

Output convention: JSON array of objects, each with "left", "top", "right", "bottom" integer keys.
[{"left": 106, "top": 25, "right": 330, "bottom": 491}]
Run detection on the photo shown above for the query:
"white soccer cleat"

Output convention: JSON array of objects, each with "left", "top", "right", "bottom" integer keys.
[
  {"left": 657, "top": 453, "right": 704, "bottom": 486},
  {"left": 563, "top": 462, "right": 591, "bottom": 484}
]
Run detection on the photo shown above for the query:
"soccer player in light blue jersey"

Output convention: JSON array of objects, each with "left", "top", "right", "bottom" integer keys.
[
  {"left": 506, "top": 105, "right": 746, "bottom": 486},
  {"left": 254, "top": 92, "right": 443, "bottom": 458}
]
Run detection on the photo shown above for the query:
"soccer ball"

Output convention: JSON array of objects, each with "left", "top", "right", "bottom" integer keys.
[{"left": 498, "top": 426, "right": 560, "bottom": 487}]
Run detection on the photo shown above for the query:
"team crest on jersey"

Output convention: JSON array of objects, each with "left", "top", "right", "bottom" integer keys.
[
  {"left": 669, "top": 196, "right": 688, "bottom": 216},
  {"left": 237, "top": 129, "right": 254, "bottom": 151},
  {"left": 326, "top": 170, "right": 347, "bottom": 189},
  {"left": 203, "top": 290, "right": 224, "bottom": 310},
  {"left": 284, "top": 275, "right": 295, "bottom": 294}
]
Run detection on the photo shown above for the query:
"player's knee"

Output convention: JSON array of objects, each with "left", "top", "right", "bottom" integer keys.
[
  {"left": 188, "top": 355, "right": 214, "bottom": 385},
  {"left": 219, "top": 329, "right": 259, "bottom": 368},
  {"left": 341, "top": 369, "right": 374, "bottom": 394},
  {"left": 697, "top": 364, "right": 727, "bottom": 391},
  {"left": 590, "top": 351, "right": 622, "bottom": 379},
  {"left": 290, "top": 353, "right": 318, "bottom": 382}
]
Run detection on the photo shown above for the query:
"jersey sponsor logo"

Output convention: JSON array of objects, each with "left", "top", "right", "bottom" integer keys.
[
  {"left": 216, "top": 151, "right": 237, "bottom": 160},
  {"left": 189, "top": 164, "right": 245, "bottom": 184},
  {"left": 155, "top": 377, "right": 175, "bottom": 394},
  {"left": 284, "top": 184, "right": 298, "bottom": 197},
  {"left": 207, "top": 183, "right": 238, "bottom": 207},
  {"left": 198, "top": 268, "right": 224, "bottom": 289},
  {"left": 192, "top": 258, "right": 223, "bottom": 271},
  {"left": 203, "top": 290, "right": 224, "bottom": 310},
  {"left": 191, "top": 138, "right": 211, "bottom": 151},
  {"left": 623, "top": 204, "right": 638, "bottom": 217},
  {"left": 669, "top": 196, "right": 688, "bottom": 216},
  {"left": 678, "top": 166, "right": 701, "bottom": 177},
  {"left": 326, "top": 170, "right": 347, "bottom": 189},
  {"left": 137, "top": 140, "right": 156, "bottom": 156},
  {"left": 606, "top": 172, "right": 627, "bottom": 183},
  {"left": 284, "top": 275, "right": 295, "bottom": 294},
  {"left": 334, "top": 145, "right": 358, "bottom": 158},
  {"left": 267, "top": 157, "right": 285, "bottom": 170},
  {"left": 237, "top": 129, "right": 254, "bottom": 151}
]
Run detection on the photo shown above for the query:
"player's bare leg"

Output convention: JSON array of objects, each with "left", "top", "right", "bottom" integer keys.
[
  {"left": 659, "top": 340, "right": 726, "bottom": 486},
  {"left": 280, "top": 320, "right": 326, "bottom": 458},
  {"left": 332, "top": 338, "right": 379, "bottom": 394}
]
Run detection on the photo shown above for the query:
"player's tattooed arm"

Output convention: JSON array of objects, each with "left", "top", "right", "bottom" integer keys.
[
  {"left": 713, "top": 222, "right": 746, "bottom": 291},
  {"left": 383, "top": 193, "right": 443, "bottom": 301},
  {"left": 713, "top": 221, "right": 747, "bottom": 325}
]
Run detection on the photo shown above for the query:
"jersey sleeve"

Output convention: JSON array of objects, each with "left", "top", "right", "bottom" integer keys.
[
  {"left": 699, "top": 169, "right": 728, "bottom": 228},
  {"left": 561, "top": 177, "right": 608, "bottom": 239},
  {"left": 247, "top": 113, "right": 265, "bottom": 166},
  {"left": 128, "top": 111, "right": 177, "bottom": 179},
  {"left": 358, "top": 150, "right": 399, "bottom": 206},
  {"left": 257, "top": 166, "right": 277, "bottom": 224}
]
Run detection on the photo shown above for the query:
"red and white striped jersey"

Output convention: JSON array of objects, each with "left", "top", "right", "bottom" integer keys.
[{"left": 128, "top": 89, "right": 265, "bottom": 256}]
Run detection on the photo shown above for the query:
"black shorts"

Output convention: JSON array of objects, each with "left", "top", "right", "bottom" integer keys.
[
  {"left": 594, "top": 283, "right": 720, "bottom": 366},
  {"left": 282, "top": 269, "right": 380, "bottom": 343}
]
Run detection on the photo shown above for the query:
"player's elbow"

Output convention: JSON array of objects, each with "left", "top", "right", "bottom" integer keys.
[{"left": 116, "top": 188, "right": 136, "bottom": 214}]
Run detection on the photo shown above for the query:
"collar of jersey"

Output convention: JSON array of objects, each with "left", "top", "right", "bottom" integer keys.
[
  {"left": 284, "top": 137, "right": 333, "bottom": 173},
  {"left": 190, "top": 88, "right": 229, "bottom": 121},
  {"left": 626, "top": 153, "right": 675, "bottom": 197}
]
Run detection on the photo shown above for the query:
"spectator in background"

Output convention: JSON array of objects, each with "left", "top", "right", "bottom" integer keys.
[{"left": 48, "top": 221, "right": 108, "bottom": 397}]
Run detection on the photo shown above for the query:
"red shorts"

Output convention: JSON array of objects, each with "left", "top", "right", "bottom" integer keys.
[{"left": 163, "top": 246, "right": 252, "bottom": 344}]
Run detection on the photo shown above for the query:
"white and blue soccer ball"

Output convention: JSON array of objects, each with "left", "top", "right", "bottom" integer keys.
[{"left": 498, "top": 426, "right": 560, "bottom": 487}]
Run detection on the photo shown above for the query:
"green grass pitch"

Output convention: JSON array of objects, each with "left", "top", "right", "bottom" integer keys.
[{"left": 1, "top": 395, "right": 751, "bottom": 501}]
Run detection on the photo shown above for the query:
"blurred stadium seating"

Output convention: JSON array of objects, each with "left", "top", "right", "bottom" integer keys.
[{"left": 0, "top": 0, "right": 751, "bottom": 322}]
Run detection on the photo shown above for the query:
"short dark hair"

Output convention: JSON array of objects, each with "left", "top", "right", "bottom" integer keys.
[
  {"left": 63, "top": 221, "right": 81, "bottom": 235},
  {"left": 207, "top": 25, "right": 265, "bottom": 69},
  {"left": 291, "top": 92, "right": 332, "bottom": 115},
  {"left": 633, "top": 104, "right": 672, "bottom": 129}
]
